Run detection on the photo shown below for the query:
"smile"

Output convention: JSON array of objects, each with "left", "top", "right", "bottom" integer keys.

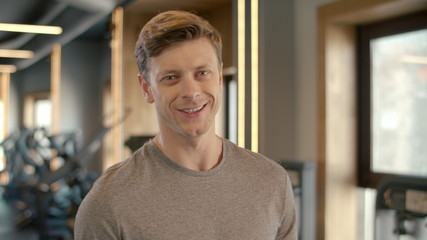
[{"left": 182, "top": 104, "right": 205, "bottom": 114}]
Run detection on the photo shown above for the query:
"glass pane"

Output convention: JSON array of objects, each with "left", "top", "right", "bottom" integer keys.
[
  {"left": 34, "top": 98, "right": 52, "bottom": 130},
  {"left": 371, "top": 29, "right": 427, "bottom": 176},
  {"left": 227, "top": 79, "right": 237, "bottom": 144}
]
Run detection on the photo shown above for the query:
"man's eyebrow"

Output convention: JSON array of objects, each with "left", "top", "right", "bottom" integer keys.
[
  {"left": 159, "top": 69, "right": 179, "bottom": 75},
  {"left": 194, "top": 64, "right": 210, "bottom": 70}
]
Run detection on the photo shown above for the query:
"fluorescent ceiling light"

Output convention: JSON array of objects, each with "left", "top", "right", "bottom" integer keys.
[
  {"left": 0, "top": 23, "right": 62, "bottom": 35},
  {"left": 0, "top": 65, "right": 17, "bottom": 73},
  {"left": 0, "top": 49, "right": 34, "bottom": 58},
  {"left": 401, "top": 55, "right": 427, "bottom": 64}
]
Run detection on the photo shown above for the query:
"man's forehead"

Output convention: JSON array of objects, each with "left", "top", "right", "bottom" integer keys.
[{"left": 149, "top": 42, "right": 218, "bottom": 69}]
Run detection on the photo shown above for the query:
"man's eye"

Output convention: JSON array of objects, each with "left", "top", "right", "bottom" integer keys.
[
  {"left": 164, "top": 76, "right": 175, "bottom": 81},
  {"left": 198, "top": 71, "right": 209, "bottom": 77}
]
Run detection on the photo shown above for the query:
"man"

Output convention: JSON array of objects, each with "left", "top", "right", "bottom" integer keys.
[{"left": 74, "top": 10, "right": 297, "bottom": 239}]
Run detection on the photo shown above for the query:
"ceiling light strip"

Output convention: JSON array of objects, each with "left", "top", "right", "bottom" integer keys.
[
  {"left": 0, "top": 49, "right": 34, "bottom": 58},
  {"left": 0, "top": 23, "right": 62, "bottom": 35},
  {"left": 0, "top": 65, "right": 17, "bottom": 73}
]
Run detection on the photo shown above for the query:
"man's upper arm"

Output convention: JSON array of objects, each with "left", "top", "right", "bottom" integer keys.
[
  {"left": 276, "top": 173, "right": 298, "bottom": 240},
  {"left": 74, "top": 184, "right": 120, "bottom": 240}
]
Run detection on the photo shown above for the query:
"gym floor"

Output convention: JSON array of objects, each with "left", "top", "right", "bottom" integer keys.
[{"left": 0, "top": 197, "right": 38, "bottom": 240}]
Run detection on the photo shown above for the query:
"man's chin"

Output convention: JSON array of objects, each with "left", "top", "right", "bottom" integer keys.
[{"left": 179, "top": 127, "right": 210, "bottom": 138}]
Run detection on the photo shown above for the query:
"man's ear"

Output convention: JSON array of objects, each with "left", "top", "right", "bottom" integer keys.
[
  {"left": 219, "top": 63, "right": 224, "bottom": 91},
  {"left": 219, "top": 74, "right": 224, "bottom": 92},
  {"left": 138, "top": 73, "right": 154, "bottom": 103}
]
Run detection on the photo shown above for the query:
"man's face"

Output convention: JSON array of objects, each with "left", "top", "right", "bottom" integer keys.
[{"left": 139, "top": 37, "right": 223, "bottom": 138}]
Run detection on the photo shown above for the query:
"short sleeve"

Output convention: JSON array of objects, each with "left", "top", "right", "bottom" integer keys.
[
  {"left": 276, "top": 173, "right": 298, "bottom": 240},
  {"left": 74, "top": 181, "right": 120, "bottom": 240}
]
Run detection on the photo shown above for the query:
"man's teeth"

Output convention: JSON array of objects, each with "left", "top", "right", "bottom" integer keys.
[{"left": 183, "top": 105, "right": 203, "bottom": 114}]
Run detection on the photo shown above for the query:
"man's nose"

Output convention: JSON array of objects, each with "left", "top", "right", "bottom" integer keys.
[{"left": 181, "top": 76, "right": 201, "bottom": 99}]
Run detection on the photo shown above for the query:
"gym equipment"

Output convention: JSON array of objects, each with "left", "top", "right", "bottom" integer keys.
[
  {"left": 0, "top": 126, "right": 108, "bottom": 239},
  {"left": 375, "top": 175, "right": 427, "bottom": 240},
  {"left": 0, "top": 131, "right": 22, "bottom": 199},
  {"left": 0, "top": 109, "right": 130, "bottom": 239},
  {"left": 279, "top": 160, "right": 317, "bottom": 240}
]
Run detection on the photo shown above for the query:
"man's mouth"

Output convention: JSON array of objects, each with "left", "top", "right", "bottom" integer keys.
[{"left": 182, "top": 104, "right": 205, "bottom": 114}]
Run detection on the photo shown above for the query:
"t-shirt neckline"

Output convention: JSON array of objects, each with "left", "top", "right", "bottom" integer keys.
[{"left": 148, "top": 138, "right": 228, "bottom": 177}]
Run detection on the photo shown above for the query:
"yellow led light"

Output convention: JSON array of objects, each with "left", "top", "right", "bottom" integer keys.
[
  {"left": 0, "top": 23, "right": 62, "bottom": 35},
  {"left": 251, "top": 0, "right": 259, "bottom": 153},
  {"left": 0, "top": 49, "right": 34, "bottom": 58},
  {"left": 238, "top": 0, "right": 245, "bottom": 148}
]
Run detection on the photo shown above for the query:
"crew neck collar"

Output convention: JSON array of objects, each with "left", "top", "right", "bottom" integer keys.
[{"left": 149, "top": 138, "right": 227, "bottom": 177}]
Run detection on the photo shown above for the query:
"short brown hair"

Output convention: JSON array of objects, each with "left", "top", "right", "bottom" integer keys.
[{"left": 134, "top": 10, "right": 222, "bottom": 79}]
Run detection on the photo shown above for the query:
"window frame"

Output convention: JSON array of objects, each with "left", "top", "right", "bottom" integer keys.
[{"left": 357, "top": 9, "right": 427, "bottom": 188}]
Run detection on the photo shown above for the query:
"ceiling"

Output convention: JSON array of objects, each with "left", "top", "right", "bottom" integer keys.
[
  {"left": 126, "top": 0, "right": 231, "bottom": 13},
  {"left": 0, "top": 0, "right": 230, "bottom": 72},
  {"left": 0, "top": 0, "right": 129, "bottom": 71}
]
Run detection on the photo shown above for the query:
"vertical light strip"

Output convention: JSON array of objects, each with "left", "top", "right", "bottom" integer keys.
[
  {"left": 0, "top": 73, "right": 10, "bottom": 177},
  {"left": 50, "top": 44, "right": 61, "bottom": 171},
  {"left": 0, "top": 73, "right": 9, "bottom": 141},
  {"left": 51, "top": 44, "right": 61, "bottom": 135},
  {"left": 111, "top": 7, "right": 124, "bottom": 167},
  {"left": 0, "top": 73, "right": 9, "bottom": 135},
  {"left": 251, "top": 0, "right": 259, "bottom": 152},
  {"left": 237, "top": 0, "right": 246, "bottom": 148}
]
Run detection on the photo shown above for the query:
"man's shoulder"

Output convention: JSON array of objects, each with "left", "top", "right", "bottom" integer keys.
[
  {"left": 92, "top": 152, "right": 140, "bottom": 191},
  {"left": 223, "top": 139, "right": 287, "bottom": 177},
  {"left": 95, "top": 141, "right": 157, "bottom": 189}
]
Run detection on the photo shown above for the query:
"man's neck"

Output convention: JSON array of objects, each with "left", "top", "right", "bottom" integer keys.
[{"left": 153, "top": 130, "right": 223, "bottom": 171}]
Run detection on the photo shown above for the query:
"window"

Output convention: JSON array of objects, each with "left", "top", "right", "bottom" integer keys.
[
  {"left": 225, "top": 75, "right": 237, "bottom": 144},
  {"left": 24, "top": 92, "right": 52, "bottom": 132},
  {"left": 358, "top": 10, "right": 427, "bottom": 188},
  {"left": 33, "top": 98, "right": 52, "bottom": 130}
]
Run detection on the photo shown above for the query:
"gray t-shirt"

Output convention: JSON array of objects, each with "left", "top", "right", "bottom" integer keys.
[{"left": 74, "top": 138, "right": 297, "bottom": 239}]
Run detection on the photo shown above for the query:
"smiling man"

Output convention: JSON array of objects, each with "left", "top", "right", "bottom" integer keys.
[{"left": 74, "top": 10, "right": 297, "bottom": 240}]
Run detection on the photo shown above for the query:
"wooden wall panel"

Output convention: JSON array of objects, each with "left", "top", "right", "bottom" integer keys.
[
  {"left": 317, "top": 0, "right": 427, "bottom": 239},
  {"left": 324, "top": 24, "right": 357, "bottom": 240},
  {"left": 122, "top": 12, "right": 159, "bottom": 158}
]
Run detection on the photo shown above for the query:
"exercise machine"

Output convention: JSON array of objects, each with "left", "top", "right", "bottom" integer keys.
[{"left": 375, "top": 175, "right": 427, "bottom": 240}]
